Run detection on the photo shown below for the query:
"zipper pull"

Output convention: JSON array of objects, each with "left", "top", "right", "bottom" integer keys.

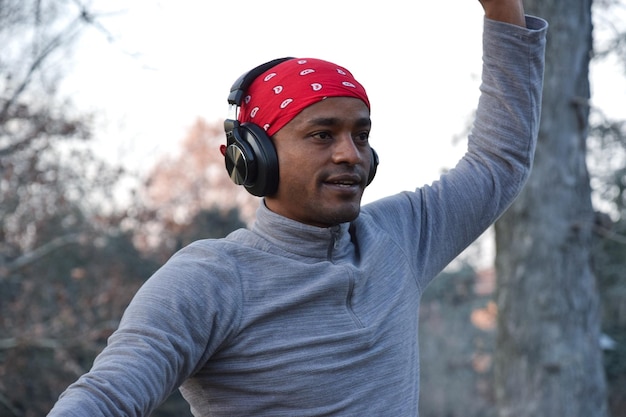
[
  {"left": 327, "top": 225, "right": 341, "bottom": 261},
  {"left": 331, "top": 225, "right": 341, "bottom": 249}
]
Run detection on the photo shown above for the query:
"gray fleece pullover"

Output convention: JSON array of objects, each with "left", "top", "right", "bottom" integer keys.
[{"left": 48, "top": 16, "right": 548, "bottom": 417}]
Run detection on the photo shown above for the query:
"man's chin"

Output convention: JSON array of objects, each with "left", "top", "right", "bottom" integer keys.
[{"left": 322, "top": 203, "right": 362, "bottom": 226}]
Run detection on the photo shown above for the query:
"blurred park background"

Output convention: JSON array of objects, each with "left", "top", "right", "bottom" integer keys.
[{"left": 1, "top": 1, "right": 626, "bottom": 416}]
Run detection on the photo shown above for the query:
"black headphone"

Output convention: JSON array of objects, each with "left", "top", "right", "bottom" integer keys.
[{"left": 223, "top": 57, "right": 379, "bottom": 197}]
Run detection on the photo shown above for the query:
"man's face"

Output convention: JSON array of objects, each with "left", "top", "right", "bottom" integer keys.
[{"left": 265, "top": 97, "right": 372, "bottom": 228}]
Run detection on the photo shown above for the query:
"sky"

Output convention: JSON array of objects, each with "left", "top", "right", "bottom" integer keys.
[{"left": 63, "top": 0, "right": 625, "bottom": 205}]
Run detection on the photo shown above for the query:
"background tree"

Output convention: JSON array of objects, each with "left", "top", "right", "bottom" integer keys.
[
  {"left": 0, "top": 2, "right": 159, "bottom": 415},
  {"left": 588, "top": 11, "right": 626, "bottom": 408},
  {"left": 493, "top": 1, "right": 609, "bottom": 416},
  {"left": 135, "top": 117, "right": 260, "bottom": 260},
  {"left": 1, "top": 0, "right": 92, "bottom": 271}
]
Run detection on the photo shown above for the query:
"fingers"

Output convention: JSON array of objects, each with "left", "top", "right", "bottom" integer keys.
[{"left": 479, "top": 0, "right": 526, "bottom": 27}]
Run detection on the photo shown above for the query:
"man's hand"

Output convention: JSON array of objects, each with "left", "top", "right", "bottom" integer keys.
[{"left": 479, "top": 0, "right": 526, "bottom": 27}]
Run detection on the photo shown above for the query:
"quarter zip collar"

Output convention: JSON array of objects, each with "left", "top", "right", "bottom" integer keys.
[{"left": 252, "top": 201, "right": 352, "bottom": 262}]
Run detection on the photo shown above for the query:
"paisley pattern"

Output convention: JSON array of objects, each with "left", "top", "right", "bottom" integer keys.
[{"left": 238, "top": 58, "right": 370, "bottom": 136}]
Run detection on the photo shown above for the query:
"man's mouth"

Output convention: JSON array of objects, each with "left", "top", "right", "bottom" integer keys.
[{"left": 324, "top": 174, "right": 363, "bottom": 189}]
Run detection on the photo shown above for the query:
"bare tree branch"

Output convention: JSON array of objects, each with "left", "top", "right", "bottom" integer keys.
[
  {"left": 0, "top": 391, "right": 22, "bottom": 417},
  {"left": 0, "top": 233, "right": 85, "bottom": 278},
  {"left": 0, "top": 14, "right": 83, "bottom": 123}
]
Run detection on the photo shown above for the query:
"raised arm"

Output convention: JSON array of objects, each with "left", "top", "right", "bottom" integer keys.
[{"left": 362, "top": 4, "right": 547, "bottom": 284}]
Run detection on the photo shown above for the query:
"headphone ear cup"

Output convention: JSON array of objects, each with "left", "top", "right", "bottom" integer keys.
[
  {"left": 367, "top": 147, "right": 379, "bottom": 186},
  {"left": 224, "top": 134, "right": 256, "bottom": 186},
  {"left": 234, "top": 123, "right": 279, "bottom": 197},
  {"left": 240, "top": 123, "right": 279, "bottom": 196}
]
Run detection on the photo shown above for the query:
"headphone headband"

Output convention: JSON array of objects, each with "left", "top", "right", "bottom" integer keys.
[{"left": 227, "top": 57, "right": 294, "bottom": 106}]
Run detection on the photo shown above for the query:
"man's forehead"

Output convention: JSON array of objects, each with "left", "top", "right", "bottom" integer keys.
[{"left": 283, "top": 97, "right": 371, "bottom": 130}]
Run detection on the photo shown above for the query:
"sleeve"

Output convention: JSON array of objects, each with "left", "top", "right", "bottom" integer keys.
[
  {"left": 47, "top": 242, "right": 243, "bottom": 417},
  {"left": 364, "top": 16, "right": 548, "bottom": 286}
]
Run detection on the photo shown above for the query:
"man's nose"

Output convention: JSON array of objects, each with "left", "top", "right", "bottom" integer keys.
[{"left": 332, "top": 134, "right": 362, "bottom": 166}]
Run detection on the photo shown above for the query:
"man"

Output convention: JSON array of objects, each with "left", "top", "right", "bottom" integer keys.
[{"left": 48, "top": 1, "right": 547, "bottom": 415}]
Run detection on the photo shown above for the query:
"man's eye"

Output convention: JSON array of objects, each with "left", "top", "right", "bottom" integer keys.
[
  {"left": 312, "top": 132, "right": 332, "bottom": 140},
  {"left": 354, "top": 132, "right": 370, "bottom": 143}
]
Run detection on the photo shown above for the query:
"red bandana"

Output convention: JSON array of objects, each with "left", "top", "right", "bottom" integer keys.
[{"left": 238, "top": 58, "right": 370, "bottom": 137}]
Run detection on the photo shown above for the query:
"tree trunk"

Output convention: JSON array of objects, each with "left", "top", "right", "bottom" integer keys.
[{"left": 493, "top": 1, "right": 608, "bottom": 416}]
